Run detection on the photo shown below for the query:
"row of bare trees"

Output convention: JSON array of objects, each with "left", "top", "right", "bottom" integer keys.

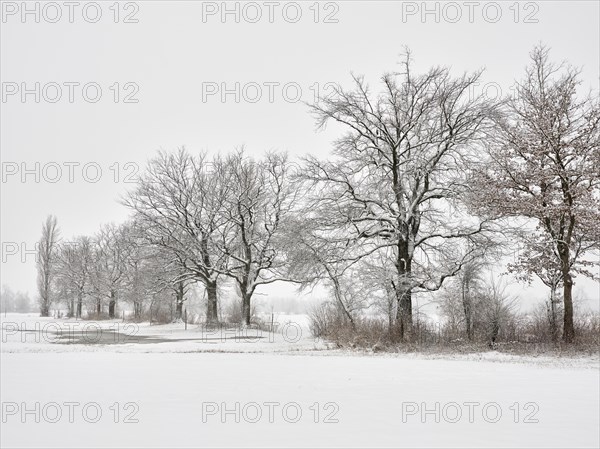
[
  {"left": 123, "top": 150, "right": 300, "bottom": 325},
  {"left": 35, "top": 45, "right": 599, "bottom": 343},
  {"left": 33, "top": 213, "right": 197, "bottom": 321},
  {"left": 0, "top": 285, "right": 33, "bottom": 313},
  {"left": 33, "top": 151, "right": 298, "bottom": 324},
  {"left": 295, "top": 46, "right": 598, "bottom": 344}
]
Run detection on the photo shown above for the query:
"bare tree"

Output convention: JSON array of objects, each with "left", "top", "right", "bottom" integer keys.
[
  {"left": 54, "top": 267, "right": 75, "bottom": 317},
  {"left": 1, "top": 285, "right": 16, "bottom": 313},
  {"left": 124, "top": 149, "right": 232, "bottom": 324},
  {"left": 363, "top": 256, "right": 398, "bottom": 334},
  {"left": 304, "top": 52, "right": 497, "bottom": 340},
  {"left": 473, "top": 45, "right": 600, "bottom": 342},
  {"left": 118, "top": 221, "right": 157, "bottom": 320},
  {"left": 480, "top": 278, "right": 519, "bottom": 348},
  {"left": 1, "top": 286, "right": 32, "bottom": 314},
  {"left": 15, "top": 291, "right": 32, "bottom": 313},
  {"left": 36, "top": 215, "right": 59, "bottom": 317},
  {"left": 286, "top": 215, "right": 366, "bottom": 330},
  {"left": 56, "top": 236, "right": 92, "bottom": 318},
  {"left": 457, "top": 259, "right": 488, "bottom": 341},
  {"left": 508, "top": 232, "right": 564, "bottom": 342},
  {"left": 218, "top": 150, "right": 300, "bottom": 325},
  {"left": 90, "top": 224, "right": 128, "bottom": 319}
]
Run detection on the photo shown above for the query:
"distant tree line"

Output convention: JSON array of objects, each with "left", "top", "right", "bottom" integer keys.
[{"left": 0, "top": 286, "right": 34, "bottom": 313}]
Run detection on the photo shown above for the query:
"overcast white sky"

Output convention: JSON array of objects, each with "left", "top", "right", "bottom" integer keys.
[{"left": 1, "top": 1, "right": 599, "bottom": 310}]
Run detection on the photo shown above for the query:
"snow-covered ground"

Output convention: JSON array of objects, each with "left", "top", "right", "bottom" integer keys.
[
  {"left": 0, "top": 313, "right": 325, "bottom": 354},
  {"left": 1, "top": 314, "right": 599, "bottom": 448}
]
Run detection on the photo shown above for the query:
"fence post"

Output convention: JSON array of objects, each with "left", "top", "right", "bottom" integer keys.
[{"left": 184, "top": 309, "right": 188, "bottom": 330}]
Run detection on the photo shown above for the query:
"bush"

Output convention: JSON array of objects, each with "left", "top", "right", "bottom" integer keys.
[{"left": 307, "top": 295, "right": 600, "bottom": 354}]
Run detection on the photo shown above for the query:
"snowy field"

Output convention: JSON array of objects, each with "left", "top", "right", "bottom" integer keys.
[{"left": 1, "top": 314, "right": 599, "bottom": 448}]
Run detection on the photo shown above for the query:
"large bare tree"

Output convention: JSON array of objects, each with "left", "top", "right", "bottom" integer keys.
[
  {"left": 217, "top": 150, "right": 300, "bottom": 325},
  {"left": 124, "top": 149, "right": 232, "bottom": 324},
  {"left": 303, "top": 53, "right": 497, "bottom": 339},
  {"left": 473, "top": 46, "right": 600, "bottom": 342}
]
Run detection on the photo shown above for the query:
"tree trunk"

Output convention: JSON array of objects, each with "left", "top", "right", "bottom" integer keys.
[
  {"left": 241, "top": 292, "right": 252, "bottom": 326},
  {"left": 331, "top": 276, "right": 355, "bottom": 330},
  {"left": 396, "top": 287, "right": 412, "bottom": 340},
  {"left": 108, "top": 291, "right": 116, "bottom": 319},
  {"left": 40, "top": 298, "right": 50, "bottom": 317},
  {"left": 465, "top": 314, "right": 473, "bottom": 341},
  {"left": 489, "top": 319, "right": 500, "bottom": 349},
  {"left": 395, "top": 241, "right": 412, "bottom": 341},
  {"left": 386, "top": 283, "right": 395, "bottom": 334},
  {"left": 206, "top": 280, "right": 219, "bottom": 324},
  {"left": 559, "top": 244, "right": 575, "bottom": 343},
  {"left": 462, "top": 284, "right": 473, "bottom": 341},
  {"left": 76, "top": 292, "right": 83, "bottom": 319},
  {"left": 548, "top": 284, "right": 559, "bottom": 343},
  {"left": 68, "top": 297, "right": 75, "bottom": 318},
  {"left": 134, "top": 302, "right": 142, "bottom": 320},
  {"left": 96, "top": 298, "right": 101, "bottom": 317},
  {"left": 39, "top": 285, "right": 50, "bottom": 317},
  {"left": 172, "top": 281, "right": 185, "bottom": 321},
  {"left": 562, "top": 273, "right": 574, "bottom": 343}
]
